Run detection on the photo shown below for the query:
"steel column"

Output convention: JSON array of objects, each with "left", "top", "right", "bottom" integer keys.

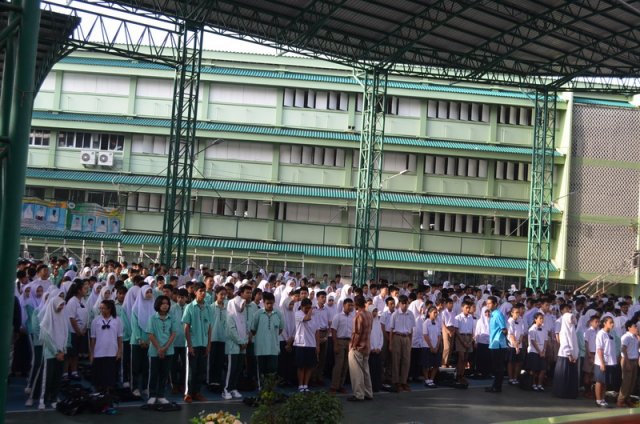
[
  {"left": 526, "top": 89, "right": 556, "bottom": 291},
  {"left": 161, "top": 23, "right": 203, "bottom": 269},
  {"left": 352, "top": 69, "right": 387, "bottom": 287},
  {"left": 0, "top": 0, "right": 41, "bottom": 416}
]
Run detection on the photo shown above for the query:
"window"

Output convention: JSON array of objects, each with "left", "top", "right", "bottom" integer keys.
[
  {"left": 210, "top": 84, "right": 277, "bottom": 106},
  {"left": 493, "top": 217, "right": 528, "bottom": 237},
  {"left": 57, "top": 131, "right": 124, "bottom": 151},
  {"left": 205, "top": 140, "right": 272, "bottom": 162},
  {"left": 421, "top": 212, "right": 487, "bottom": 234},
  {"left": 53, "top": 189, "right": 85, "bottom": 203},
  {"left": 495, "top": 161, "right": 530, "bottom": 181},
  {"left": 62, "top": 72, "right": 129, "bottom": 95},
  {"left": 498, "top": 106, "right": 533, "bottom": 126},
  {"left": 424, "top": 155, "right": 488, "bottom": 178},
  {"left": 127, "top": 193, "right": 166, "bottom": 212},
  {"left": 29, "top": 129, "right": 50, "bottom": 147},
  {"left": 131, "top": 135, "right": 169, "bottom": 155},
  {"left": 136, "top": 78, "right": 173, "bottom": 98},
  {"left": 284, "top": 88, "right": 348, "bottom": 111},
  {"left": 280, "top": 145, "right": 345, "bottom": 167},
  {"left": 87, "top": 191, "right": 119, "bottom": 208},
  {"left": 382, "top": 152, "right": 416, "bottom": 173},
  {"left": 379, "top": 209, "right": 415, "bottom": 229},
  {"left": 24, "top": 186, "right": 46, "bottom": 199},
  {"left": 283, "top": 203, "right": 342, "bottom": 224},
  {"left": 427, "top": 100, "right": 490, "bottom": 122}
]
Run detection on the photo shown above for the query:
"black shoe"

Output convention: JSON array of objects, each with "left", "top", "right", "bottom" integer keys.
[
  {"left": 364, "top": 396, "right": 373, "bottom": 401},
  {"left": 347, "top": 396, "right": 364, "bottom": 402},
  {"left": 484, "top": 387, "right": 501, "bottom": 393}
]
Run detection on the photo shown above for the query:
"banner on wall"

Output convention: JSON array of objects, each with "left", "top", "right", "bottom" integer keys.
[
  {"left": 21, "top": 198, "right": 122, "bottom": 234},
  {"left": 67, "top": 202, "right": 122, "bottom": 234},
  {"left": 21, "top": 198, "right": 68, "bottom": 231}
]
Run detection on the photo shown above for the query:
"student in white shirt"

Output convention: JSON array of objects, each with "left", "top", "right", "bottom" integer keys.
[
  {"left": 617, "top": 320, "right": 638, "bottom": 407},
  {"left": 441, "top": 298, "right": 456, "bottom": 368},
  {"left": 379, "top": 296, "right": 395, "bottom": 385},
  {"left": 507, "top": 306, "right": 526, "bottom": 385},
  {"left": 330, "top": 298, "right": 353, "bottom": 393},
  {"left": 389, "top": 295, "right": 414, "bottom": 392},
  {"left": 422, "top": 306, "right": 442, "bottom": 388},
  {"left": 454, "top": 301, "right": 474, "bottom": 384},
  {"left": 526, "top": 312, "right": 547, "bottom": 391},
  {"left": 582, "top": 314, "right": 599, "bottom": 397},
  {"left": 294, "top": 298, "right": 319, "bottom": 392},
  {"left": 65, "top": 281, "right": 90, "bottom": 381},
  {"left": 474, "top": 306, "right": 492, "bottom": 378},
  {"left": 89, "top": 300, "right": 123, "bottom": 393},
  {"left": 594, "top": 316, "right": 618, "bottom": 408},
  {"left": 410, "top": 305, "right": 427, "bottom": 382},
  {"left": 368, "top": 305, "right": 384, "bottom": 392}
]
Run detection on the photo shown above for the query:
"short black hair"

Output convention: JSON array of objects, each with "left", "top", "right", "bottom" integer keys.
[
  {"left": 262, "top": 292, "right": 275, "bottom": 302},
  {"left": 398, "top": 295, "right": 409, "bottom": 304},
  {"left": 316, "top": 291, "right": 327, "bottom": 298},
  {"left": 354, "top": 295, "right": 366, "bottom": 308},
  {"left": 300, "top": 298, "right": 312, "bottom": 308},
  {"left": 154, "top": 295, "right": 171, "bottom": 312}
]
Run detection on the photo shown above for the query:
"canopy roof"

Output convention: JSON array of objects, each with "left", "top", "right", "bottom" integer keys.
[{"left": 105, "top": 0, "right": 640, "bottom": 92}]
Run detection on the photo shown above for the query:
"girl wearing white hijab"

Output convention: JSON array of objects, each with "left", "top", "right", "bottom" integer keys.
[
  {"left": 89, "top": 286, "right": 112, "bottom": 325},
  {"left": 87, "top": 283, "right": 103, "bottom": 314},
  {"left": 552, "top": 312, "right": 579, "bottom": 399},
  {"left": 130, "top": 285, "right": 154, "bottom": 397},
  {"left": 24, "top": 286, "right": 54, "bottom": 405},
  {"left": 277, "top": 288, "right": 298, "bottom": 385},
  {"left": 473, "top": 306, "right": 492, "bottom": 378},
  {"left": 38, "top": 297, "right": 67, "bottom": 410},
  {"left": 368, "top": 305, "right": 384, "bottom": 392}
]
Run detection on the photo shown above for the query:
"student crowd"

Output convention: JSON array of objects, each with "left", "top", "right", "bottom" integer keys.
[{"left": 11, "top": 257, "right": 640, "bottom": 410}]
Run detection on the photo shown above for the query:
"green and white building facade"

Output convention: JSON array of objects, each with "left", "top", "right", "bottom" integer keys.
[{"left": 20, "top": 50, "right": 640, "bottom": 292}]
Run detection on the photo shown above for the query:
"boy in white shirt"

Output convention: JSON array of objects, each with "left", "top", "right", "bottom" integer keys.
[
  {"left": 582, "top": 314, "right": 599, "bottom": 398},
  {"left": 507, "top": 305, "right": 526, "bottom": 385},
  {"left": 422, "top": 306, "right": 442, "bottom": 388},
  {"left": 526, "top": 312, "right": 547, "bottom": 391},
  {"left": 454, "top": 301, "right": 474, "bottom": 384},
  {"left": 594, "top": 316, "right": 618, "bottom": 408},
  {"left": 617, "top": 320, "right": 638, "bottom": 407},
  {"left": 294, "top": 298, "right": 319, "bottom": 393}
]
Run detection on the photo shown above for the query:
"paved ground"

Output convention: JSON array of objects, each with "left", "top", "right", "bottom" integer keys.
[{"left": 6, "top": 379, "right": 629, "bottom": 424}]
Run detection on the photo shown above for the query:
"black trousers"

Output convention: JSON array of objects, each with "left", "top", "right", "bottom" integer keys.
[
  {"left": 490, "top": 348, "right": 507, "bottom": 391},
  {"left": 171, "top": 347, "right": 186, "bottom": 389},
  {"left": 369, "top": 351, "right": 382, "bottom": 392},
  {"left": 208, "top": 341, "right": 225, "bottom": 385},
  {"left": 278, "top": 341, "right": 296, "bottom": 385},
  {"left": 187, "top": 347, "right": 207, "bottom": 395}
]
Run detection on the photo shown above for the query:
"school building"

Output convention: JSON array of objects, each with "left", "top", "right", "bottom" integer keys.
[{"left": 19, "top": 50, "right": 640, "bottom": 293}]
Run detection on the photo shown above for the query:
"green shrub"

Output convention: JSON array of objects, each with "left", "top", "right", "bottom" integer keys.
[{"left": 277, "top": 392, "right": 343, "bottom": 424}]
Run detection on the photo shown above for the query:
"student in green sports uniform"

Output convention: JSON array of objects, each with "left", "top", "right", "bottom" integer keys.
[
  {"left": 171, "top": 288, "right": 188, "bottom": 394},
  {"left": 131, "top": 285, "right": 154, "bottom": 397},
  {"left": 250, "top": 292, "right": 283, "bottom": 389},
  {"left": 182, "top": 283, "right": 211, "bottom": 403},
  {"left": 208, "top": 286, "right": 227, "bottom": 387},
  {"left": 114, "top": 286, "right": 131, "bottom": 388},
  {"left": 146, "top": 295, "right": 178, "bottom": 406}
]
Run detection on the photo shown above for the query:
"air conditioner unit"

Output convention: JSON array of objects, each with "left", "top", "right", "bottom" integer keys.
[
  {"left": 97, "top": 151, "right": 114, "bottom": 166},
  {"left": 80, "top": 150, "right": 96, "bottom": 165}
]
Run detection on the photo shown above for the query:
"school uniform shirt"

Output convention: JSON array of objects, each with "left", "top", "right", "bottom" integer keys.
[
  {"left": 331, "top": 311, "right": 354, "bottom": 339},
  {"left": 66, "top": 296, "right": 90, "bottom": 333},
  {"left": 524, "top": 307, "right": 539, "bottom": 328},
  {"left": 389, "top": 310, "right": 415, "bottom": 335},
  {"left": 312, "top": 305, "right": 331, "bottom": 331},
  {"left": 455, "top": 313, "right": 474, "bottom": 335},
  {"left": 294, "top": 310, "right": 318, "bottom": 348},
  {"left": 423, "top": 318, "right": 442, "bottom": 349},
  {"left": 211, "top": 302, "right": 227, "bottom": 343},
  {"left": 373, "top": 295, "right": 387, "bottom": 314},
  {"left": 182, "top": 301, "right": 212, "bottom": 348},
  {"left": 146, "top": 312, "right": 180, "bottom": 357},
  {"left": 370, "top": 317, "right": 383, "bottom": 351},
  {"left": 114, "top": 302, "right": 131, "bottom": 342},
  {"left": 408, "top": 299, "right": 424, "bottom": 318},
  {"left": 527, "top": 325, "right": 548, "bottom": 354},
  {"left": 226, "top": 299, "right": 249, "bottom": 355},
  {"left": 412, "top": 315, "right": 427, "bottom": 348},
  {"left": 620, "top": 332, "right": 639, "bottom": 360},
  {"left": 594, "top": 329, "right": 618, "bottom": 366},
  {"left": 171, "top": 302, "right": 186, "bottom": 348},
  {"left": 245, "top": 302, "right": 259, "bottom": 339},
  {"left": 543, "top": 312, "right": 556, "bottom": 339},
  {"left": 90, "top": 316, "right": 123, "bottom": 358},
  {"left": 584, "top": 327, "right": 597, "bottom": 353},
  {"left": 379, "top": 310, "right": 393, "bottom": 333},
  {"left": 250, "top": 309, "right": 283, "bottom": 356},
  {"left": 507, "top": 317, "right": 526, "bottom": 348},
  {"left": 442, "top": 309, "right": 456, "bottom": 329}
]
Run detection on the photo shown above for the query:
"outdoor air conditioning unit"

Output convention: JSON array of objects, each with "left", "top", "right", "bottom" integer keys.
[
  {"left": 80, "top": 150, "right": 96, "bottom": 165},
  {"left": 97, "top": 151, "right": 114, "bottom": 166}
]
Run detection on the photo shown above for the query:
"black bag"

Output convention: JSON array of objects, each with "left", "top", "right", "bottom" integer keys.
[
  {"left": 518, "top": 372, "right": 534, "bottom": 390},
  {"left": 112, "top": 387, "right": 142, "bottom": 402},
  {"left": 86, "top": 392, "right": 116, "bottom": 414},
  {"left": 56, "top": 396, "right": 87, "bottom": 416}
]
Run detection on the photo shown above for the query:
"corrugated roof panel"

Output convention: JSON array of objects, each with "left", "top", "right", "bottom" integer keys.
[
  {"left": 573, "top": 98, "right": 636, "bottom": 108},
  {"left": 58, "top": 57, "right": 538, "bottom": 100},
  {"left": 32, "top": 111, "right": 562, "bottom": 157},
  {"left": 27, "top": 168, "right": 550, "bottom": 212},
  {"left": 20, "top": 228, "right": 556, "bottom": 271}
]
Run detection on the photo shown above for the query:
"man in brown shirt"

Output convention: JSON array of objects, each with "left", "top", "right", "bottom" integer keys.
[{"left": 347, "top": 295, "right": 373, "bottom": 401}]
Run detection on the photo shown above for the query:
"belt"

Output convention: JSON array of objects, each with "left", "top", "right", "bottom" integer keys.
[
  {"left": 395, "top": 333, "right": 410, "bottom": 337},
  {"left": 459, "top": 333, "right": 472, "bottom": 336},
  {"left": 338, "top": 337, "right": 351, "bottom": 341},
  {"left": 318, "top": 328, "right": 329, "bottom": 332}
]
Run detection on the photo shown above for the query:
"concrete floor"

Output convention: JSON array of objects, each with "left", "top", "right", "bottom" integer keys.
[{"left": 5, "top": 384, "right": 620, "bottom": 424}]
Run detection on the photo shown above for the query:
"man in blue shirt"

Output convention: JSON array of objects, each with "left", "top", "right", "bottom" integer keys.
[{"left": 486, "top": 295, "right": 508, "bottom": 393}]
